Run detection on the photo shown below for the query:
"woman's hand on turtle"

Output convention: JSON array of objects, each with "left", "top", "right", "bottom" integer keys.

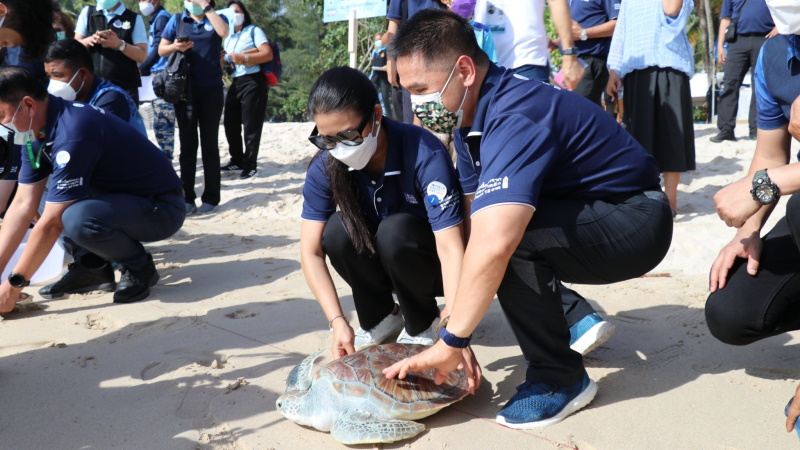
[
  {"left": 383, "top": 339, "right": 463, "bottom": 385},
  {"left": 331, "top": 321, "right": 355, "bottom": 359},
  {"left": 458, "top": 346, "right": 481, "bottom": 394}
]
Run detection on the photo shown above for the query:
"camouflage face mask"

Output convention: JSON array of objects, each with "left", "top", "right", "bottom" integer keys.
[{"left": 410, "top": 62, "right": 468, "bottom": 134}]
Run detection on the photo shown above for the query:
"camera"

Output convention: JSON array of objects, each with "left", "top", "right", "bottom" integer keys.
[{"left": 224, "top": 62, "right": 235, "bottom": 75}]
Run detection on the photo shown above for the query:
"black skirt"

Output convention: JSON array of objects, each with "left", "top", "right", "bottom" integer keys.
[{"left": 622, "top": 66, "right": 696, "bottom": 173}]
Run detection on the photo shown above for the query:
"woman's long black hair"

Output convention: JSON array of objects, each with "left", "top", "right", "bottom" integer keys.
[
  {"left": 226, "top": 0, "right": 253, "bottom": 28},
  {"left": 308, "top": 66, "right": 379, "bottom": 255}
]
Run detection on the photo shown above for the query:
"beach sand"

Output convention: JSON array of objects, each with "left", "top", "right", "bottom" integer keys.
[{"left": 1, "top": 122, "right": 798, "bottom": 449}]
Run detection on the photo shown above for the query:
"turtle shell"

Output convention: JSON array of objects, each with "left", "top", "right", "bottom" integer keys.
[{"left": 319, "top": 343, "right": 470, "bottom": 419}]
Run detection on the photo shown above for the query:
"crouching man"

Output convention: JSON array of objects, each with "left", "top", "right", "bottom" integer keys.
[{"left": 0, "top": 67, "right": 185, "bottom": 313}]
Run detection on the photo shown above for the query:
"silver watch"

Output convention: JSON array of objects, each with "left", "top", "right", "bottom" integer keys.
[
  {"left": 580, "top": 28, "right": 588, "bottom": 41},
  {"left": 118, "top": 40, "right": 127, "bottom": 52}
]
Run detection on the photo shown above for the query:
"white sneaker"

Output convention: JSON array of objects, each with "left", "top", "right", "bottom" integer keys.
[
  {"left": 396, "top": 317, "right": 439, "bottom": 346},
  {"left": 354, "top": 308, "right": 404, "bottom": 350}
]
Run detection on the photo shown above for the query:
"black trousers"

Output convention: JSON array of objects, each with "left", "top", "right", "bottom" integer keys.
[
  {"left": 321, "top": 212, "right": 442, "bottom": 335},
  {"left": 717, "top": 34, "right": 766, "bottom": 136},
  {"left": 224, "top": 73, "right": 268, "bottom": 172},
  {"left": 574, "top": 54, "right": 609, "bottom": 106},
  {"left": 706, "top": 194, "right": 800, "bottom": 345},
  {"left": 175, "top": 85, "right": 223, "bottom": 206},
  {"left": 497, "top": 190, "right": 673, "bottom": 385}
]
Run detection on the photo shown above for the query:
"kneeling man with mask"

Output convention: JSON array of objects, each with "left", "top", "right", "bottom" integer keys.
[{"left": 0, "top": 67, "right": 185, "bottom": 314}]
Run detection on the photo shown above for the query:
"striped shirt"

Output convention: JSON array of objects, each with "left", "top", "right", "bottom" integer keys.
[{"left": 607, "top": 0, "right": 695, "bottom": 79}]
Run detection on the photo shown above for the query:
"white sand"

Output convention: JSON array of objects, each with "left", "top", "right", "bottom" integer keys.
[{"left": 1, "top": 122, "right": 799, "bottom": 449}]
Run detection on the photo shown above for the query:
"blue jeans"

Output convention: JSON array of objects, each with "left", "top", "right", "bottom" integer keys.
[
  {"left": 513, "top": 64, "right": 550, "bottom": 83},
  {"left": 61, "top": 190, "right": 185, "bottom": 271}
]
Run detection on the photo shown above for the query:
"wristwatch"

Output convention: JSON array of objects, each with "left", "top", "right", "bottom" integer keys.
[
  {"left": 8, "top": 272, "right": 30, "bottom": 288},
  {"left": 580, "top": 28, "right": 588, "bottom": 41},
  {"left": 751, "top": 169, "right": 780, "bottom": 205},
  {"left": 560, "top": 46, "right": 579, "bottom": 56},
  {"left": 118, "top": 40, "right": 127, "bottom": 52},
  {"left": 437, "top": 325, "right": 471, "bottom": 348},
  {"left": 203, "top": 4, "right": 214, "bottom": 12}
]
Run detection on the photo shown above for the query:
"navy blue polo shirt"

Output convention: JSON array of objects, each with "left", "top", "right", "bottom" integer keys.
[
  {"left": 569, "top": 0, "right": 620, "bottom": 56},
  {"left": 161, "top": 11, "right": 228, "bottom": 87},
  {"left": 302, "top": 117, "right": 462, "bottom": 232},
  {"left": 85, "top": 77, "right": 130, "bottom": 123},
  {"left": 455, "top": 64, "right": 660, "bottom": 214},
  {"left": 720, "top": 0, "right": 774, "bottom": 35},
  {"left": 387, "top": 0, "right": 444, "bottom": 20},
  {"left": 19, "top": 95, "right": 181, "bottom": 203},
  {"left": 754, "top": 34, "right": 800, "bottom": 131}
]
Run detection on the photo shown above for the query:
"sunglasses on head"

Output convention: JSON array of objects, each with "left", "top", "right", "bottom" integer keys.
[{"left": 308, "top": 110, "right": 374, "bottom": 151}]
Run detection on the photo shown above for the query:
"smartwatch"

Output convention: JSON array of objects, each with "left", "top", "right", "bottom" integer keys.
[
  {"left": 118, "top": 40, "right": 127, "bottom": 52},
  {"left": 437, "top": 326, "right": 471, "bottom": 348},
  {"left": 203, "top": 4, "right": 214, "bottom": 12},
  {"left": 580, "top": 29, "right": 588, "bottom": 41},
  {"left": 8, "top": 272, "right": 30, "bottom": 288},
  {"left": 750, "top": 169, "right": 779, "bottom": 205},
  {"left": 560, "top": 46, "right": 579, "bottom": 56}
]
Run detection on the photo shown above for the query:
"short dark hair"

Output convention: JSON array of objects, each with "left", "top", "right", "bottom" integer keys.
[
  {"left": 0, "top": 67, "right": 49, "bottom": 104},
  {"left": 4, "top": 0, "right": 56, "bottom": 60},
  {"left": 227, "top": 1, "right": 253, "bottom": 28},
  {"left": 44, "top": 38, "right": 94, "bottom": 72},
  {"left": 389, "top": 8, "right": 488, "bottom": 71}
]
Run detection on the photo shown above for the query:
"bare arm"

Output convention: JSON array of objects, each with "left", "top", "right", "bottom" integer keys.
[
  {"left": 663, "top": 0, "right": 684, "bottom": 17},
  {"left": 433, "top": 224, "right": 466, "bottom": 318},
  {"left": 548, "top": 0, "right": 584, "bottom": 90},
  {"left": 204, "top": 10, "right": 229, "bottom": 38},
  {"left": 385, "top": 19, "right": 401, "bottom": 87},
  {"left": 576, "top": 19, "right": 617, "bottom": 40},
  {"left": 159, "top": 37, "right": 194, "bottom": 57},
  {"left": 300, "top": 219, "right": 355, "bottom": 358},
  {"left": 718, "top": 18, "right": 731, "bottom": 64},
  {"left": 232, "top": 42, "right": 273, "bottom": 66}
]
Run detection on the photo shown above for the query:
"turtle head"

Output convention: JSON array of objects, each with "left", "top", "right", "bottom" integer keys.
[{"left": 276, "top": 390, "right": 311, "bottom": 425}]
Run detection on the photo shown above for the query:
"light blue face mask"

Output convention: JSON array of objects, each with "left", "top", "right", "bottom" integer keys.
[
  {"left": 97, "top": 0, "right": 120, "bottom": 10},
  {"left": 184, "top": 1, "right": 205, "bottom": 15}
]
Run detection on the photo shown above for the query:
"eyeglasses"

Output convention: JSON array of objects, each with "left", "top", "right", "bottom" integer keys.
[{"left": 308, "top": 110, "right": 374, "bottom": 151}]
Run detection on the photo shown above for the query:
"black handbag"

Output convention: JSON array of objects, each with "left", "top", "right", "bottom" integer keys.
[{"left": 724, "top": 0, "right": 751, "bottom": 43}]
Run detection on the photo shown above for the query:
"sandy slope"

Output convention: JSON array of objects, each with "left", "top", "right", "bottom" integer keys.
[{"left": 1, "top": 122, "right": 798, "bottom": 449}]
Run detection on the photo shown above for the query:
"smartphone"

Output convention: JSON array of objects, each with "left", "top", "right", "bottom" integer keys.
[{"left": 176, "top": 37, "right": 190, "bottom": 43}]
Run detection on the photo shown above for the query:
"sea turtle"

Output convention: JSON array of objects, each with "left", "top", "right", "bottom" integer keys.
[{"left": 276, "top": 343, "right": 470, "bottom": 444}]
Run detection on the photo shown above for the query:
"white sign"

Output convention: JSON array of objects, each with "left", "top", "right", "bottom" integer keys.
[{"left": 324, "top": 0, "right": 387, "bottom": 23}]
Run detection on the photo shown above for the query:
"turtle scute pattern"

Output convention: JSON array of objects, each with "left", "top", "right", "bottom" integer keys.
[{"left": 322, "top": 343, "right": 469, "bottom": 412}]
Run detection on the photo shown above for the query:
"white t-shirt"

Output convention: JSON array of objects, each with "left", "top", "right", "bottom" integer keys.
[{"left": 473, "top": 0, "right": 549, "bottom": 69}]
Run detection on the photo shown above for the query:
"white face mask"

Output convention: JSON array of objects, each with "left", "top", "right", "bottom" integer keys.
[
  {"left": 47, "top": 70, "right": 84, "bottom": 102},
  {"left": 5, "top": 100, "right": 34, "bottom": 146},
  {"left": 329, "top": 119, "right": 381, "bottom": 170},
  {"left": 766, "top": 0, "right": 800, "bottom": 35},
  {"left": 139, "top": 2, "right": 156, "bottom": 16},
  {"left": 234, "top": 13, "right": 245, "bottom": 26}
]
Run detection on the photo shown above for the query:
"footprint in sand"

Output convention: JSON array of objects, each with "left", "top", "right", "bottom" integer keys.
[
  {"left": 85, "top": 313, "right": 109, "bottom": 330},
  {"left": 224, "top": 309, "right": 258, "bottom": 320}
]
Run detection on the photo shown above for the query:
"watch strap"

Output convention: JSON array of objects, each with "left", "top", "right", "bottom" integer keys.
[
  {"left": 560, "top": 46, "right": 579, "bottom": 56},
  {"left": 437, "top": 326, "right": 471, "bottom": 348},
  {"left": 118, "top": 40, "right": 126, "bottom": 52},
  {"left": 203, "top": 4, "right": 214, "bottom": 12},
  {"left": 751, "top": 168, "right": 779, "bottom": 204}
]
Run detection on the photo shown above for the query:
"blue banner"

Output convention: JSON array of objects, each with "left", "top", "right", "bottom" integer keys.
[{"left": 323, "top": 0, "right": 387, "bottom": 23}]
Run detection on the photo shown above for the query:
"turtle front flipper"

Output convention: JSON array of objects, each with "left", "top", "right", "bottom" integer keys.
[
  {"left": 330, "top": 408, "right": 425, "bottom": 444},
  {"left": 285, "top": 349, "right": 324, "bottom": 392}
]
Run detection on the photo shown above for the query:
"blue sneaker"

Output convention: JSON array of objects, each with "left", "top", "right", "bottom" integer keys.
[
  {"left": 569, "top": 312, "right": 616, "bottom": 355},
  {"left": 496, "top": 371, "right": 597, "bottom": 429}
]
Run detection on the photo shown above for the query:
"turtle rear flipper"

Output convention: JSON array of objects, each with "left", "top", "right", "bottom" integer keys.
[
  {"left": 285, "top": 349, "right": 324, "bottom": 392},
  {"left": 330, "top": 408, "right": 424, "bottom": 444}
]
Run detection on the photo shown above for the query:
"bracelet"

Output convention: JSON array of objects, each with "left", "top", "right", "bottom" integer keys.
[
  {"left": 328, "top": 314, "right": 347, "bottom": 331},
  {"left": 244, "top": 54, "right": 249, "bottom": 64}
]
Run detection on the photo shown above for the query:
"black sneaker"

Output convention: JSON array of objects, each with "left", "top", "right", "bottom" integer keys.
[
  {"left": 709, "top": 131, "right": 737, "bottom": 143},
  {"left": 113, "top": 254, "right": 160, "bottom": 304},
  {"left": 221, "top": 162, "right": 242, "bottom": 172},
  {"left": 749, "top": 131, "right": 757, "bottom": 140},
  {"left": 239, "top": 168, "right": 257, "bottom": 179},
  {"left": 39, "top": 261, "right": 116, "bottom": 299}
]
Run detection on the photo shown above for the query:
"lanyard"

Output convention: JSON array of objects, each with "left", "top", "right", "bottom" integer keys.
[{"left": 25, "top": 127, "right": 45, "bottom": 169}]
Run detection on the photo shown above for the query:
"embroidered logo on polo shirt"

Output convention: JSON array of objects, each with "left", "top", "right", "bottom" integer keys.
[
  {"left": 404, "top": 193, "right": 418, "bottom": 204},
  {"left": 426, "top": 181, "right": 447, "bottom": 206},
  {"left": 475, "top": 176, "right": 509, "bottom": 199},
  {"left": 204, "top": 23, "right": 214, "bottom": 31},
  {"left": 112, "top": 19, "right": 123, "bottom": 28},
  {"left": 55, "top": 177, "right": 83, "bottom": 190},
  {"left": 121, "top": 21, "right": 131, "bottom": 30},
  {"left": 55, "top": 151, "right": 70, "bottom": 169}
]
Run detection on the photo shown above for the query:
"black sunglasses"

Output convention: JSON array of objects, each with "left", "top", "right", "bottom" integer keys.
[{"left": 308, "top": 111, "right": 374, "bottom": 151}]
